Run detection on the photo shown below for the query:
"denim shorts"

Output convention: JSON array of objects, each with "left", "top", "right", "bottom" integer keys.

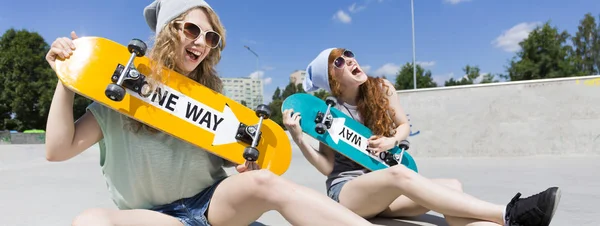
[
  {"left": 150, "top": 178, "right": 226, "bottom": 226},
  {"left": 327, "top": 180, "right": 350, "bottom": 203}
]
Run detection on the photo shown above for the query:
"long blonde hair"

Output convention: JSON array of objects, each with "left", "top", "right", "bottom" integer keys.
[{"left": 127, "top": 6, "right": 227, "bottom": 133}]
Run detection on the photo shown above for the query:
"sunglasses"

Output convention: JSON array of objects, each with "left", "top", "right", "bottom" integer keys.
[
  {"left": 175, "top": 21, "right": 221, "bottom": 49},
  {"left": 333, "top": 49, "right": 355, "bottom": 69}
]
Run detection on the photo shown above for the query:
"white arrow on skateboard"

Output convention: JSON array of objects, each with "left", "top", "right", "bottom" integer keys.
[
  {"left": 327, "top": 117, "right": 388, "bottom": 165},
  {"left": 126, "top": 81, "right": 241, "bottom": 146}
]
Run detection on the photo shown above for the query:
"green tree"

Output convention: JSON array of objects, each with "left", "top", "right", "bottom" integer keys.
[
  {"left": 267, "top": 99, "right": 283, "bottom": 128},
  {"left": 596, "top": 14, "right": 600, "bottom": 74},
  {"left": 313, "top": 89, "right": 330, "bottom": 100},
  {"left": 480, "top": 73, "right": 500, "bottom": 84},
  {"left": 571, "top": 13, "right": 600, "bottom": 75},
  {"left": 266, "top": 82, "right": 310, "bottom": 128},
  {"left": 271, "top": 87, "right": 281, "bottom": 101},
  {"left": 505, "top": 21, "right": 580, "bottom": 81},
  {"left": 281, "top": 82, "right": 301, "bottom": 99},
  {"left": 445, "top": 65, "right": 481, "bottom": 86},
  {"left": 295, "top": 84, "right": 305, "bottom": 94},
  {"left": 0, "top": 28, "right": 91, "bottom": 131},
  {"left": 394, "top": 63, "right": 438, "bottom": 90}
]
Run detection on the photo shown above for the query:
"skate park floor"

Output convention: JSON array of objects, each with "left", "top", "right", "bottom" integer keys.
[{"left": 1, "top": 142, "right": 597, "bottom": 226}]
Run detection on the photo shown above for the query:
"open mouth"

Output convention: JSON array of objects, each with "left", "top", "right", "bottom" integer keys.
[
  {"left": 185, "top": 48, "right": 201, "bottom": 61},
  {"left": 351, "top": 66, "right": 362, "bottom": 75}
]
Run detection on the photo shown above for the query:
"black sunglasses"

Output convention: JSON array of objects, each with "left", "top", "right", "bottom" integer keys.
[
  {"left": 175, "top": 21, "right": 221, "bottom": 49},
  {"left": 333, "top": 49, "right": 355, "bottom": 69}
]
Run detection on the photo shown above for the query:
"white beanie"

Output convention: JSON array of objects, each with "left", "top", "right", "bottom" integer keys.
[
  {"left": 303, "top": 48, "right": 336, "bottom": 93},
  {"left": 144, "top": 0, "right": 213, "bottom": 36}
]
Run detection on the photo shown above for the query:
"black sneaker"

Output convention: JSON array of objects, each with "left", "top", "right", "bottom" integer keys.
[{"left": 504, "top": 187, "right": 561, "bottom": 226}]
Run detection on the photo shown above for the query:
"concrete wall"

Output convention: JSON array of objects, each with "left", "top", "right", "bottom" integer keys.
[
  {"left": 0, "top": 132, "right": 45, "bottom": 144},
  {"left": 397, "top": 75, "right": 600, "bottom": 157},
  {"left": 0, "top": 131, "right": 10, "bottom": 144}
]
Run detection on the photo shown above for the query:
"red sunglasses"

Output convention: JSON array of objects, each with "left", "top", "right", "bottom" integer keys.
[{"left": 175, "top": 21, "right": 221, "bottom": 49}]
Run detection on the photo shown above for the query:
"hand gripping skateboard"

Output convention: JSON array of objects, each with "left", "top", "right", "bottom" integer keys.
[
  {"left": 282, "top": 93, "right": 418, "bottom": 172},
  {"left": 54, "top": 37, "right": 292, "bottom": 175}
]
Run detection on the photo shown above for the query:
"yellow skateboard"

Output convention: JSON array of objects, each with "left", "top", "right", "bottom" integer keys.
[{"left": 54, "top": 37, "right": 292, "bottom": 175}]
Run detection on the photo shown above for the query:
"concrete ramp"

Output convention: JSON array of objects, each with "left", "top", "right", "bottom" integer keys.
[{"left": 397, "top": 75, "right": 600, "bottom": 157}]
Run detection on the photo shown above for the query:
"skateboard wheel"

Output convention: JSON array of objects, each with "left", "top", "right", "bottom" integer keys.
[
  {"left": 105, "top": 84, "right": 126, "bottom": 101},
  {"left": 325, "top": 96, "right": 337, "bottom": 106},
  {"left": 398, "top": 140, "right": 410, "bottom": 150},
  {"left": 315, "top": 123, "right": 326, "bottom": 134},
  {"left": 128, "top": 39, "right": 147, "bottom": 57},
  {"left": 140, "top": 82, "right": 153, "bottom": 97},
  {"left": 243, "top": 147, "right": 259, "bottom": 161},
  {"left": 255, "top": 104, "right": 271, "bottom": 119}
]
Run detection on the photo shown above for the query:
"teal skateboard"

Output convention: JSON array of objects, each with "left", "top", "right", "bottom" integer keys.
[{"left": 282, "top": 93, "right": 418, "bottom": 173}]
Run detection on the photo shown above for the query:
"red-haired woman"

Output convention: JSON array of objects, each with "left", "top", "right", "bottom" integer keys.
[{"left": 282, "top": 47, "right": 561, "bottom": 226}]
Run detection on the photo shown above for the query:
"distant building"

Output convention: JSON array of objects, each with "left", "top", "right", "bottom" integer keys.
[
  {"left": 290, "top": 69, "right": 321, "bottom": 93},
  {"left": 222, "top": 77, "right": 264, "bottom": 109},
  {"left": 289, "top": 70, "right": 306, "bottom": 86}
]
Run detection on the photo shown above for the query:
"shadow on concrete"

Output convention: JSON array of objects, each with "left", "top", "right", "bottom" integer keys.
[{"left": 369, "top": 213, "right": 449, "bottom": 226}]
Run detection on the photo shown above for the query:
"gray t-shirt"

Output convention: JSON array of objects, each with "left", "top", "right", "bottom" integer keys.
[
  {"left": 87, "top": 102, "right": 229, "bottom": 210},
  {"left": 325, "top": 100, "right": 370, "bottom": 190}
]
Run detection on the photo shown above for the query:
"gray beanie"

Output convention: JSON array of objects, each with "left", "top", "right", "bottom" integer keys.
[
  {"left": 143, "top": 0, "right": 213, "bottom": 36},
  {"left": 304, "top": 48, "right": 336, "bottom": 93}
]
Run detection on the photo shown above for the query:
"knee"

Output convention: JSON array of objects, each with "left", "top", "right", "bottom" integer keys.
[
  {"left": 387, "top": 164, "right": 416, "bottom": 182},
  {"left": 245, "top": 170, "right": 281, "bottom": 199},
  {"left": 72, "top": 208, "right": 112, "bottom": 226}
]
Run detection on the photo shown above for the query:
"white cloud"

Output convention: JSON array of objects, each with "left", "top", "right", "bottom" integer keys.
[
  {"left": 473, "top": 72, "right": 488, "bottom": 84},
  {"left": 416, "top": 61, "right": 436, "bottom": 68},
  {"left": 433, "top": 73, "right": 454, "bottom": 86},
  {"left": 373, "top": 63, "right": 400, "bottom": 77},
  {"left": 444, "top": 0, "right": 472, "bottom": 4},
  {"left": 249, "top": 71, "right": 263, "bottom": 79},
  {"left": 349, "top": 3, "right": 367, "bottom": 13},
  {"left": 263, "top": 77, "right": 272, "bottom": 85},
  {"left": 333, "top": 1, "right": 386, "bottom": 24},
  {"left": 333, "top": 10, "right": 352, "bottom": 24},
  {"left": 248, "top": 70, "right": 272, "bottom": 85},
  {"left": 492, "top": 22, "right": 541, "bottom": 52},
  {"left": 361, "top": 65, "right": 372, "bottom": 73}
]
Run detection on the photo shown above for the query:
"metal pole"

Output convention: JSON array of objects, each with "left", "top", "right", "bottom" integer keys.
[
  {"left": 411, "top": 0, "right": 417, "bottom": 89},
  {"left": 244, "top": 45, "right": 259, "bottom": 74},
  {"left": 244, "top": 45, "right": 260, "bottom": 107}
]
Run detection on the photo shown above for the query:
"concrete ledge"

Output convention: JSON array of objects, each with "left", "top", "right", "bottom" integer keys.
[{"left": 0, "top": 132, "right": 45, "bottom": 144}]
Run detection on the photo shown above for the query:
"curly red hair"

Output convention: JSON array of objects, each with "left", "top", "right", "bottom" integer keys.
[{"left": 327, "top": 48, "right": 397, "bottom": 137}]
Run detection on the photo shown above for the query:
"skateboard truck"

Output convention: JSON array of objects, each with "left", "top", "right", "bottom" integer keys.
[
  {"left": 236, "top": 104, "right": 271, "bottom": 162},
  {"left": 314, "top": 96, "right": 337, "bottom": 134},
  {"left": 380, "top": 140, "right": 410, "bottom": 167},
  {"left": 105, "top": 39, "right": 152, "bottom": 102}
]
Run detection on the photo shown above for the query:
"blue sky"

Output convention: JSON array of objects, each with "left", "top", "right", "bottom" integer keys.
[{"left": 1, "top": 0, "right": 598, "bottom": 104}]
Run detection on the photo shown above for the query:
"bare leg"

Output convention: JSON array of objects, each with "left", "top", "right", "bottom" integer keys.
[
  {"left": 71, "top": 208, "right": 183, "bottom": 226},
  {"left": 445, "top": 217, "right": 502, "bottom": 226},
  {"left": 337, "top": 165, "right": 506, "bottom": 224},
  {"left": 378, "top": 178, "right": 501, "bottom": 226},
  {"left": 378, "top": 179, "right": 463, "bottom": 218},
  {"left": 207, "top": 169, "right": 373, "bottom": 226}
]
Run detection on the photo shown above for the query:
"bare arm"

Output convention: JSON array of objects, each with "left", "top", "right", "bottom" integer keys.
[
  {"left": 382, "top": 79, "right": 410, "bottom": 143},
  {"left": 45, "top": 31, "right": 103, "bottom": 161},
  {"left": 45, "top": 82, "right": 103, "bottom": 161},
  {"left": 282, "top": 109, "right": 336, "bottom": 176},
  {"left": 293, "top": 134, "right": 335, "bottom": 176}
]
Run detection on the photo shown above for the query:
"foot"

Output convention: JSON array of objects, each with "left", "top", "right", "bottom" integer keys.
[{"left": 504, "top": 187, "right": 561, "bottom": 226}]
